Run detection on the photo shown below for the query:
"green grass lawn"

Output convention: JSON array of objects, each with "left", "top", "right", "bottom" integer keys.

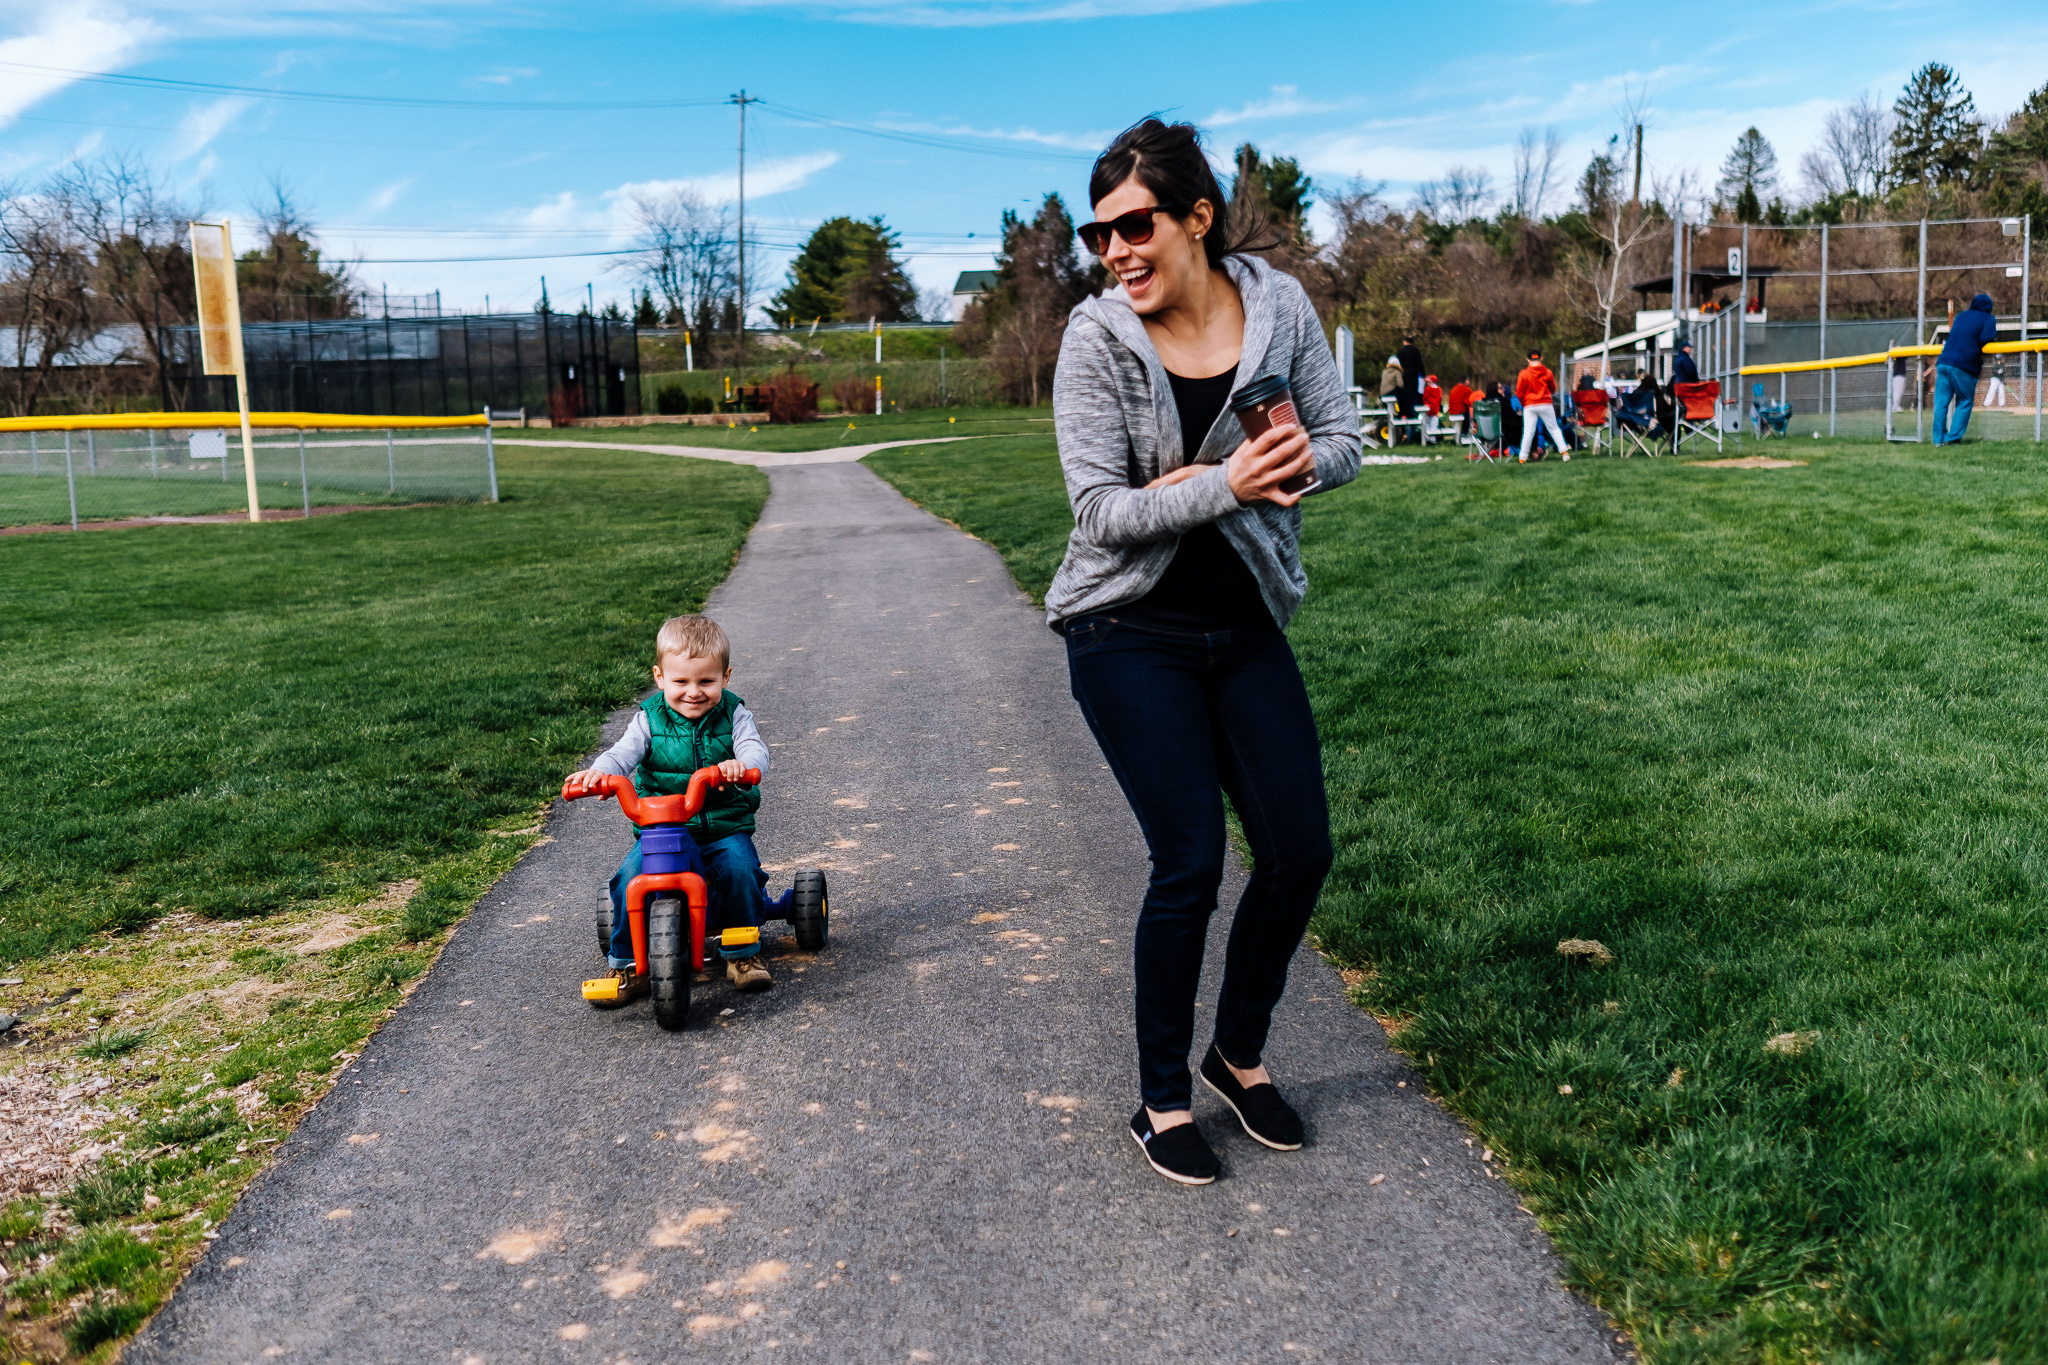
[
  {"left": 865, "top": 437, "right": 2048, "bottom": 1365},
  {"left": 528, "top": 405, "right": 1048, "bottom": 455},
  {"left": 0, "top": 441, "right": 765, "bottom": 1360},
  {"left": 0, "top": 443, "right": 764, "bottom": 961}
]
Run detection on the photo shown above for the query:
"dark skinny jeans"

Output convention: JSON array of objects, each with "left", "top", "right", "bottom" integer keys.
[{"left": 1065, "top": 613, "right": 1335, "bottom": 1111}]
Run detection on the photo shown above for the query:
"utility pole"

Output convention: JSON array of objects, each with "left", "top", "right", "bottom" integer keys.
[
  {"left": 730, "top": 89, "right": 759, "bottom": 387},
  {"left": 1630, "top": 124, "right": 1643, "bottom": 208}
]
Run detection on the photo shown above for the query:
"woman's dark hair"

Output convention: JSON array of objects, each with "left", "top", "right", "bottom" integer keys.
[{"left": 1089, "top": 117, "right": 1273, "bottom": 270}]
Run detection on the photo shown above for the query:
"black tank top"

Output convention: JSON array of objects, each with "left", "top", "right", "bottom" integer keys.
[{"left": 1116, "top": 365, "right": 1269, "bottom": 631}]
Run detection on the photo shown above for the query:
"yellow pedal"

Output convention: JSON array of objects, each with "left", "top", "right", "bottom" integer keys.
[
  {"left": 719, "top": 926, "right": 761, "bottom": 948},
  {"left": 582, "top": 977, "right": 622, "bottom": 1002}
]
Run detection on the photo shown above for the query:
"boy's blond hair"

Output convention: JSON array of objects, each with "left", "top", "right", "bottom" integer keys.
[{"left": 654, "top": 615, "right": 730, "bottom": 669}]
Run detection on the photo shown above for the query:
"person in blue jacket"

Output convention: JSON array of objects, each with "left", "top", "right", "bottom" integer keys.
[{"left": 1934, "top": 293, "right": 1999, "bottom": 445}]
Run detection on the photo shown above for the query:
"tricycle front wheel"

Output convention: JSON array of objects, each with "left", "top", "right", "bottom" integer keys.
[
  {"left": 647, "top": 893, "right": 690, "bottom": 1030},
  {"left": 791, "top": 870, "right": 828, "bottom": 952}
]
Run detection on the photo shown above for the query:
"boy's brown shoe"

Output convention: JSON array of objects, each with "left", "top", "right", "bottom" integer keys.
[
  {"left": 583, "top": 968, "right": 649, "bottom": 1008},
  {"left": 725, "top": 956, "right": 772, "bottom": 993}
]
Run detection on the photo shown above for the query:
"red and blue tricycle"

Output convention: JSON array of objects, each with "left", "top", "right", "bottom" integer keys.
[{"left": 561, "top": 766, "right": 827, "bottom": 1030}]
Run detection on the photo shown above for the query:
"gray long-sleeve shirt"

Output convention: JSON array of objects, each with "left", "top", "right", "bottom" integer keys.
[
  {"left": 589, "top": 701, "right": 770, "bottom": 782},
  {"left": 1045, "top": 253, "right": 1362, "bottom": 631}
]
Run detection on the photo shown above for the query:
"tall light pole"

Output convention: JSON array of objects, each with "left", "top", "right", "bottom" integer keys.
[{"left": 730, "top": 90, "right": 759, "bottom": 386}]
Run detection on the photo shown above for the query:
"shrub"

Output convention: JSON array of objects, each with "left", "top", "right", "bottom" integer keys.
[
  {"left": 833, "top": 377, "right": 871, "bottom": 415},
  {"left": 761, "top": 372, "right": 819, "bottom": 424},
  {"left": 68, "top": 1295, "right": 150, "bottom": 1354},
  {"left": 58, "top": 1164, "right": 145, "bottom": 1224},
  {"left": 690, "top": 393, "right": 715, "bottom": 414},
  {"left": 655, "top": 386, "right": 692, "bottom": 415}
]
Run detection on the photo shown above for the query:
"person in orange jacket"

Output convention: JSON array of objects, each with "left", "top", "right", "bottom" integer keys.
[{"left": 1514, "top": 350, "right": 1569, "bottom": 462}]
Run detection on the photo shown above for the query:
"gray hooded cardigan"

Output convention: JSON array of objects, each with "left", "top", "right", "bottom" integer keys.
[{"left": 1045, "top": 253, "right": 1362, "bottom": 631}]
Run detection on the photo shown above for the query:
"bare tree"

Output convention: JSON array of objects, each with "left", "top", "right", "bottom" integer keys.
[
  {"left": 1800, "top": 93, "right": 1893, "bottom": 200},
  {"left": 50, "top": 157, "right": 204, "bottom": 409},
  {"left": 0, "top": 183, "right": 98, "bottom": 417},
  {"left": 1512, "top": 127, "right": 1565, "bottom": 218},
  {"left": 617, "top": 186, "right": 735, "bottom": 334},
  {"left": 914, "top": 283, "right": 955, "bottom": 323},
  {"left": 1412, "top": 166, "right": 1495, "bottom": 222}
]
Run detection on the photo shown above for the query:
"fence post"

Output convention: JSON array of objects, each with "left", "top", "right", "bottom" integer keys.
[
  {"left": 150, "top": 428, "right": 158, "bottom": 478},
  {"left": 1821, "top": 222, "right": 1835, "bottom": 436},
  {"left": 483, "top": 414, "right": 499, "bottom": 503},
  {"left": 1916, "top": 217, "right": 1927, "bottom": 442},
  {"left": 2024, "top": 215, "right": 2037, "bottom": 444},
  {"left": 64, "top": 431, "right": 77, "bottom": 531},
  {"left": 387, "top": 429, "right": 396, "bottom": 494},
  {"left": 28, "top": 431, "right": 36, "bottom": 475},
  {"left": 87, "top": 430, "right": 96, "bottom": 473},
  {"left": 299, "top": 430, "right": 311, "bottom": 518}
]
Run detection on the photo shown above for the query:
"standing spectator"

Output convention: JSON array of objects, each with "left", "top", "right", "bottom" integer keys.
[
  {"left": 1934, "top": 293, "right": 1998, "bottom": 445},
  {"left": 1890, "top": 355, "right": 1910, "bottom": 413},
  {"left": 1378, "top": 355, "right": 1404, "bottom": 442},
  {"left": 1491, "top": 379, "right": 1523, "bottom": 451},
  {"left": 1671, "top": 340, "right": 1700, "bottom": 387},
  {"left": 1515, "top": 350, "right": 1569, "bottom": 463},
  {"left": 1985, "top": 355, "right": 2010, "bottom": 408},
  {"left": 1396, "top": 334, "right": 1425, "bottom": 420}
]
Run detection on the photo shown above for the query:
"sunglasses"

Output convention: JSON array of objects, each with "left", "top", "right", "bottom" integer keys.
[{"left": 1077, "top": 203, "right": 1184, "bottom": 256}]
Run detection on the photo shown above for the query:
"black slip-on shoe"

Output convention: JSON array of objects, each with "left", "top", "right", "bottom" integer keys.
[
  {"left": 1129, "top": 1108, "right": 1221, "bottom": 1186},
  {"left": 1200, "top": 1045, "right": 1305, "bottom": 1151}
]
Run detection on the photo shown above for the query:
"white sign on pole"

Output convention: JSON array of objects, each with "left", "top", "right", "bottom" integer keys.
[{"left": 1727, "top": 247, "right": 1743, "bottom": 276}]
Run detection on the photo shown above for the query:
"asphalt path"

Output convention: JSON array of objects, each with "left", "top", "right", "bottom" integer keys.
[{"left": 129, "top": 461, "right": 1625, "bottom": 1364}]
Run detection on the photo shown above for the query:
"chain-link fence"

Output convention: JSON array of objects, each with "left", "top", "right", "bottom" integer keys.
[{"left": 0, "top": 422, "right": 497, "bottom": 530}]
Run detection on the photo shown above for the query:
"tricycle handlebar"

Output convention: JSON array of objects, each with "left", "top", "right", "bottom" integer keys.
[{"left": 560, "top": 766, "right": 760, "bottom": 826}]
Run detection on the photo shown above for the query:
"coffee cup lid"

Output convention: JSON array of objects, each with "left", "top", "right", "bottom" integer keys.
[{"left": 1229, "top": 374, "right": 1292, "bottom": 411}]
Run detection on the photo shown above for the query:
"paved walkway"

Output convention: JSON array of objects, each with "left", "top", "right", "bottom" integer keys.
[
  {"left": 129, "top": 463, "right": 1623, "bottom": 1364},
  {"left": 494, "top": 434, "right": 987, "bottom": 468}
]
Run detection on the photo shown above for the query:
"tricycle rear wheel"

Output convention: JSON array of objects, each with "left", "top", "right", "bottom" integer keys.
[
  {"left": 791, "top": 870, "right": 828, "bottom": 952},
  {"left": 647, "top": 893, "right": 690, "bottom": 1030}
]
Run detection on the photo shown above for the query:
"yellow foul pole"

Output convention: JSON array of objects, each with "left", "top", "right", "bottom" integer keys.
[{"left": 190, "top": 222, "right": 261, "bottom": 523}]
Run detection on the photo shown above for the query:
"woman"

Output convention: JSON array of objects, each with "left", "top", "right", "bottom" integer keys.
[{"left": 1048, "top": 118, "right": 1362, "bottom": 1186}]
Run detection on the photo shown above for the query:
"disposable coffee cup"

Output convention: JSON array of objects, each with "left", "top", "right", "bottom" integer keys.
[{"left": 1231, "top": 375, "right": 1320, "bottom": 496}]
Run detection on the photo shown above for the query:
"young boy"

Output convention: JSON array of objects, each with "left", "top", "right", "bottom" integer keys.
[{"left": 566, "top": 615, "right": 775, "bottom": 1000}]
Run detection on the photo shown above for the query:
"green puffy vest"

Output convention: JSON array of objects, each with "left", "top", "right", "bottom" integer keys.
[{"left": 634, "top": 691, "right": 760, "bottom": 844}]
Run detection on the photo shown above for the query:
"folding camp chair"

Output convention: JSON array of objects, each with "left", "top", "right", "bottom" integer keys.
[
  {"left": 1614, "top": 385, "right": 1662, "bottom": 458},
  {"left": 1673, "top": 381, "right": 1723, "bottom": 455},
  {"left": 1750, "top": 382, "right": 1792, "bottom": 438},
  {"left": 1464, "top": 399, "right": 1505, "bottom": 462},
  {"left": 1572, "top": 390, "right": 1611, "bottom": 455}
]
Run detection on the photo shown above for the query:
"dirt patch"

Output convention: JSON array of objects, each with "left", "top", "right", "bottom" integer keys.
[
  {"left": 157, "top": 979, "right": 294, "bottom": 1021},
  {"left": 1, "top": 504, "right": 442, "bottom": 536},
  {"left": 1691, "top": 455, "right": 1807, "bottom": 469},
  {"left": 0, "top": 1065, "right": 114, "bottom": 1203}
]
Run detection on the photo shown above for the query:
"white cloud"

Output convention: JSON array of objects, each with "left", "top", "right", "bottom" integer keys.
[
  {"left": 365, "top": 177, "right": 414, "bottom": 211},
  {"left": 0, "top": 1, "right": 158, "bottom": 127},
  {"left": 870, "top": 118, "right": 1106, "bottom": 150},
  {"left": 605, "top": 150, "right": 840, "bottom": 215},
  {"left": 473, "top": 66, "right": 538, "bottom": 86},
  {"left": 173, "top": 96, "right": 252, "bottom": 161},
  {"left": 1207, "top": 85, "right": 1353, "bottom": 128}
]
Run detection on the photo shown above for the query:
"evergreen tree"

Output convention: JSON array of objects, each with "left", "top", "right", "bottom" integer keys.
[
  {"left": 959, "top": 193, "right": 1093, "bottom": 406},
  {"left": 633, "top": 288, "right": 660, "bottom": 327},
  {"left": 1984, "top": 81, "right": 2048, "bottom": 178},
  {"left": 770, "top": 216, "right": 916, "bottom": 324},
  {"left": 1231, "top": 144, "right": 1313, "bottom": 244},
  {"left": 1890, "top": 63, "right": 1982, "bottom": 189},
  {"left": 1717, "top": 127, "right": 1779, "bottom": 221}
]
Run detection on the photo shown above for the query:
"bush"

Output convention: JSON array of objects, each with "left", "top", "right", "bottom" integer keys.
[
  {"left": 833, "top": 377, "right": 871, "bottom": 416},
  {"left": 761, "top": 372, "right": 819, "bottom": 424},
  {"left": 68, "top": 1295, "right": 150, "bottom": 1354},
  {"left": 655, "top": 386, "right": 692, "bottom": 415},
  {"left": 690, "top": 393, "right": 714, "bottom": 414}
]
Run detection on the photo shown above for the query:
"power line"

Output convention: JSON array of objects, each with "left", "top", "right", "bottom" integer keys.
[
  {"left": 0, "top": 60, "right": 730, "bottom": 112},
  {"left": 760, "top": 101, "right": 1096, "bottom": 164}
]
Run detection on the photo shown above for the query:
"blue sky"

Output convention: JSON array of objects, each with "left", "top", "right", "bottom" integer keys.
[{"left": 3, "top": 0, "right": 2043, "bottom": 319}]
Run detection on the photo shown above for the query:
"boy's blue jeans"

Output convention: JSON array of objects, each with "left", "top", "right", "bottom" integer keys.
[{"left": 607, "top": 832, "right": 768, "bottom": 969}]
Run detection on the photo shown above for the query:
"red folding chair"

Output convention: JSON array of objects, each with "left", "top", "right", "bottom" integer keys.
[
  {"left": 1572, "top": 390, "right": 1610, "bottom": 455},
  {"left": 1673, "top": 381, "right": 1723, "bottom": 455}
]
